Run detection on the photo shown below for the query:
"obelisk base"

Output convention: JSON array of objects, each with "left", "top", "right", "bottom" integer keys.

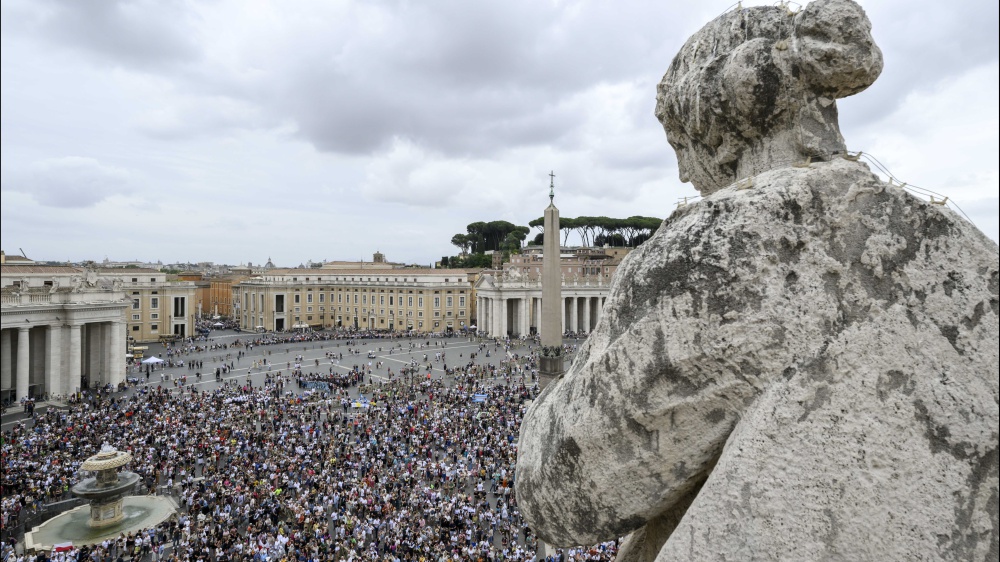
[{"left": 539, "top": 355, "right": 564, "bottom": 389}]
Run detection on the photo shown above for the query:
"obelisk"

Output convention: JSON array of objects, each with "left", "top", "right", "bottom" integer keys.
[{"left": 539, "top": 171, "right": 564, "bottom": 388}]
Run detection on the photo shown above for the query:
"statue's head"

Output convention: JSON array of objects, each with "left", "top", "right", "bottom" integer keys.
[{"left": 655, "top": 0, "right": 882, "bottom": 194}]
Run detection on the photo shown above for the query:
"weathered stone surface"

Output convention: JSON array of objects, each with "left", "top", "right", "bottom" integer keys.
[
  {"left": 655, "top": 0, "right": 882, "bottom": 195},
  {"left": 516, "top": 158, "right": 999, "bottom": 560},
  {"left": 515, "top": 4, "right": 998, "bottom": 559}
]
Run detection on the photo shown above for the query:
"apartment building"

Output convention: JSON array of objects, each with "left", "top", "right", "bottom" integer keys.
[{"left": 233, "top": 268, "right": 479, "bottom": 333}]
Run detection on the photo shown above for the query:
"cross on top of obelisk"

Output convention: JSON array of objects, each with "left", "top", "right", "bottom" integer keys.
[{"left": 549, "top": 171, "right": 555, "bottom": 202}]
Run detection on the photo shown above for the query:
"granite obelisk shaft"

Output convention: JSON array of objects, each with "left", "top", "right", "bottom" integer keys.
[{"left": 539, "top": 174, "right": 563, "bottom": 388}]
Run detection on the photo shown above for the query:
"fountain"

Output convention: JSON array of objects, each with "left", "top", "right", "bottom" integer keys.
[
  {"left": 23, "top": 445, "right": 176, "bottom": 553},
  {"left": 71, "top": 445, "right": 142, "bottom": 527}
]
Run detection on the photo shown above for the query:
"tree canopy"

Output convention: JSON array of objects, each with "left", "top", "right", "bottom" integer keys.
[
  {"left": 526, "top": 215, "right": 662, "bottom": 247},
  {"left": 440, "top": 215, "right": 662, "bottom": 268}
]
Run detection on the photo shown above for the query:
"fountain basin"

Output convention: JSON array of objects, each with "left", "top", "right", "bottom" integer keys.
[
  {"left": 24, "top": 495, "right": 177, "bottom": 552},
  {"left": 71, "top": 471, "right": 142, "bottom": 527}
]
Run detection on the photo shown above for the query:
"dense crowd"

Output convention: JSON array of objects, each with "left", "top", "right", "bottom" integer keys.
[{"left": 2, "top": 337, "right": 616, "bottom": 562}]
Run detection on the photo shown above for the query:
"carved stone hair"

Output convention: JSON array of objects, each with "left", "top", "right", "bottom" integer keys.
[{"left": 655, "top": 0, "right": 882, "bottom": 194}]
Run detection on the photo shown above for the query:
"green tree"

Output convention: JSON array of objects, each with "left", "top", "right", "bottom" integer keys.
[{"left": 451, "top": 234, "right": 470, "bottom": 256}]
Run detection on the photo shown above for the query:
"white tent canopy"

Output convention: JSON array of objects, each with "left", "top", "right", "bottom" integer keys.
[
  {"left": 212, "top": 322, "right": 225, "bottom": 327},
  {"left": 141, "top": 356, "right": 165, "bottom": 364}
]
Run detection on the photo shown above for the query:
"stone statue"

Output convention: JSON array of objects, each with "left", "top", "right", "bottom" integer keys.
[
  {"left": 656, "top": 0, "right": 882, "bottom": 194},
  {"left": 515, "top": 1, "right": 999, "bottom": 561}
]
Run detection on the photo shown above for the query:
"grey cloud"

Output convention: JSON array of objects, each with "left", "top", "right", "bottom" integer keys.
[
  {"left": 36, "top": 0, "right": 200, "bottom": 68},
  {"left": 840, "top": 0, "right": 998, "bottom": 130},
  {"left": 8, "top": 157, "right": 132, "bottom": 208},
  {"left": 194, "top": 0, "right": 703, "bottom": 157}
]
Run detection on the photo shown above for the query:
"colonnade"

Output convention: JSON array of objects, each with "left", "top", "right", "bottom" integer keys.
[
  {"left": 0, "top": 321, "right": 125, "bottom": 402},
  {"left": 477, "top": 295, "right": 606, "bottom": 338}
]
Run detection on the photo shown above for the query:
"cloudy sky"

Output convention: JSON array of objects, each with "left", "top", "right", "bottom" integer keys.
[{"left": 2, "top": 0, "right": 997, "bottom": 267}]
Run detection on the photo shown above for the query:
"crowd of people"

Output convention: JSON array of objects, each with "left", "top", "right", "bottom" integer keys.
[{"left": 2, "top": 335, "right": 616, "bottom": 562}]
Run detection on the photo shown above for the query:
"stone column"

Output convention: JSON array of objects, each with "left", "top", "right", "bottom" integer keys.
[
  {"left": 16, "top": 327, "right": 30, "bottom": 401},
  {"left": 570, "top": 296, "right": 579, "bottom": 333},
  {"left": 69, "top": 323, "right": 82, "bottom": 393},
  {"left": 524, "top": 298, "right": 531, "bottom": 336},
  {"left": 500, "top": 298, "right": 509, "bottom": 337},
  {"left": 582, "top": 296, "right": 592, "bottom": 333},
  {"left": 108, "top": 321, "right": 124, "bottom": 386},
  {"left": 1, "top": 329, "right": 11, "bottom": 390},
  {"left": 46, "top": 324, "right": 62, "bottom": 398},
  {"left": 86, "top": 324, "right": 100, "bottom": 385},
  {"left": 97, "top": 322, "right": 109, "bottom": 386}
]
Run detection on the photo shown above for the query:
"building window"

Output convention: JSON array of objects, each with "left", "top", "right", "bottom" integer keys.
[
  {"left": 459, "top": 296, "right": 465, "bottom": 307},
  {"left": 446, "top": 296, "right": 453, "bottom": 307},
  {"left": 151, "top": 313, "right": 159, "bottom": 320},
  {"left": 150, "top": 297, "right": 159, "bottom": 309},
  {"left": 319, "top": 294, "right": 325, "bottom": 303},
  {"left": 151, "top": 324, "right": 159, "bottom": 331},
  {"left": 434, "top": 297, "right": 440, "bottom": 308},
  {"left": 408, "top": 296, "right": 413, "bottom": 307},
  {"left": 131, "top": 278, "right": 138, "bottom": 283},
  {"left": 307, "top": 293, "right": 313, "bottom": 304},
  {"left": 173, "top": 297, "right": 185, "bottom": 318},
  {"left": 132, "top": 300, "right": 140, "bottom": 310},
  {"left": 294, "top": 294, "right": 300, "bottom": 304},
  {"left": 132, "top": 314, "right": 140, "bottom": 321},
  {"left": 132, "top": 325, "right": 139, "bottom": 331},
  {"left": 418, "top": 297, "right": 423, "bottom": 307}
]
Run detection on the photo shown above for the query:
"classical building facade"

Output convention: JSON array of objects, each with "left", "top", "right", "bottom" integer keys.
[
  {"left": 1, "top": 265, "right": 130, "bottom": 402},
  {"left": 1, "top": 261, "right": 201, "bottom": 402},
  {"left": 473, "top": 246, "right": 631, "bottom": 337},
  {"left": 233, "top": 267, "right": 479, "bottom": 333},
  {"left": 94, "top": 269, "right": 197, "bottom": 343}
]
